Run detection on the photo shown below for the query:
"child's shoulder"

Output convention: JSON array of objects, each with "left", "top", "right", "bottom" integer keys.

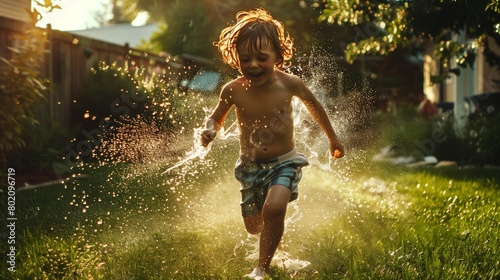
[
  {"left": 216, "top": 77, "right": 247, "bottom": 100},
  {"left": 220, "top": 77, "right": 245, "bottom": 93},
  {"left": 218, "top": 71, "right": 305, "bottom": 96},
  {"left": 277, "top": 70, "right": 301, "bottom": 82},
  {"left": 226, "top": 76, "right": 247, "bottom": 87},
  {"left": 276, "top": 70, "right": 305, "bottom": 90}
]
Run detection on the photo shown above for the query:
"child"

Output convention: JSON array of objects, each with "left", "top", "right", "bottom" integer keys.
[{"left": 200, "top": 8, "right": 344, "bottom": 279}]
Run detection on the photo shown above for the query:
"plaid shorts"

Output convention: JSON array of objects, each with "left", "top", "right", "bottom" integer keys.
[{"left": 234, "top": 150, "right": 309, "bottom": 217}]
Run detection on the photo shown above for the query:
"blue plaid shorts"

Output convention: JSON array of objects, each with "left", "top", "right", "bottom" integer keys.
[{"left": 234, "top": 150, "right": 309, "bottom": 217}]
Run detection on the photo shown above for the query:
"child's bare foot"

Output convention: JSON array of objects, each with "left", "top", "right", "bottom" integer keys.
[{"left": 244, "top": 267, "right": 266, "bottom": 279}]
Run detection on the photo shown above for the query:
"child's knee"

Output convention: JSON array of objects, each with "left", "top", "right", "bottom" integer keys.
[
  {"left": 246, "top": 224, "right": 262, "bottom": 235},
  {"left": 244, "top": 214, "right": 263, "bottom": 234},
  {"left": 262, "top": 203, "right": 287, "bottom": 222}
]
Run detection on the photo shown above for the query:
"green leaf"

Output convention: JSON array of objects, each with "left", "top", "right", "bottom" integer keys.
[{"left": 449, "top": 67, "right": 461, "bottom": 75}]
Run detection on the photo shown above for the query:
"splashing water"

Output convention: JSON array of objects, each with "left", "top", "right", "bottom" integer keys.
[
  {"left": 292, "top": 50, "right": 375, "bottom": 179},
  {"left": 160, "top": 127, "right": 211, "bottom": 175},
  {"left": 233, "top": 203, "right": 311, "bottom": 272},
  {"left": 155, "top": 49, "right": 376, "bottom": 273},
  {"left": 161, "top": 50, "right": 374, "bottom": 178},
  {"left": 43, "top": 49, "right": 381, "bottom": 278},
  {"left": 161, "top": 119, "right": 239, "bottom": 174}
]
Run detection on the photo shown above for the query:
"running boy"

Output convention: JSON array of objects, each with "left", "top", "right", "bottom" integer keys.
[{"left": 200, "top": 8, "right": 344, "bottom": 279}]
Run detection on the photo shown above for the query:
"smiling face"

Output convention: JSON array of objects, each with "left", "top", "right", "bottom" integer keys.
[{"left": 237, "top": 39, "right": 280, "bottom": 87}]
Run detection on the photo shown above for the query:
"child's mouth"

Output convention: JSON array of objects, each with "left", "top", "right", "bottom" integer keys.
[{"left": 248, "top": 72, "right": 264, "bottom": 79}]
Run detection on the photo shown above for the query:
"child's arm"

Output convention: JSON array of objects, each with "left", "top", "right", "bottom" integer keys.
[
  {"left": 294, "top": 76, "right": 345, "bottom": 158},
  {"left": 200, "top": 85, "right": 234, "bottom": 147}
]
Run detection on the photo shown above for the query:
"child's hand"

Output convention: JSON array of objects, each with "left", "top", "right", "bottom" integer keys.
[
  {"left": 200, "top": 129, "right": 217, "bottom": 147},
  {"left": 329, "top": 139, "right": 345, "bottom": 159}
]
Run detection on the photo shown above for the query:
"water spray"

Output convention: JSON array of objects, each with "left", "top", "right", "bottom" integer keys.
[{"left": 161, "top": 120, "right": 239, "bottom": 174}]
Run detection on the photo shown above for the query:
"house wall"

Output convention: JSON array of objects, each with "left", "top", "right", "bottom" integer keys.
[
  {"left": 441, "top": 35, "right": 500, "bottom": 116},
  {"left": 477, "top": 37, "right": 500, "bottom": 94},
  {"left": 0, "top": 16, "right": 30, "bottom": 59},
  {"left": 423, "top": 43, "right": 440, "bottom": 103},
  {"left": 422, "top": 33, "right": 500, "bottom": 118},
  {"left": 0, "top": 0, "right": 31, "bottom": 22}
]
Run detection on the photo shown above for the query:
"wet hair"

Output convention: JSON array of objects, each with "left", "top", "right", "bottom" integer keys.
[{"left": 215, "top": 8, "right": 294, "bottom": 70}]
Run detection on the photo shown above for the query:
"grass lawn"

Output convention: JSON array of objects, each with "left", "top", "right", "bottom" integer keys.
[{"left": 1, "top": 137, "right": 499, "bottom": 279}]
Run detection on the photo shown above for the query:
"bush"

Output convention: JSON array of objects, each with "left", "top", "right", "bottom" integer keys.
[
  {"left": 16, "top": 115, "right": 75, "bottom": 173},
  {"left": 0, "top": 26, "right": 49, "bottom": 169},
  {"left": 462, "top": 114, "right": 500, "bottom": 165},
  {"left": 374, "top": 105, "right": 500, "bottom": 165},
  {"left": 69, "top": 61, "right": 215, "bottom": 166},
  {"left": 76, "top": 61, "right": 210, "bottom": 132}
]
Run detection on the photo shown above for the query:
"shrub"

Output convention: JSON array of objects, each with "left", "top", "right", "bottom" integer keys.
[
  {"left": 0, "top": 26, "right": 49, "bottom": 168},
  {"left": 462, "top": 114, "right": 500, "bottom": 165},
  {"left": 373, "top": 105, "right": 500, "bottom": 165},
  {"left": 71, "top": 61, "right": 214, "bottom": 165}
]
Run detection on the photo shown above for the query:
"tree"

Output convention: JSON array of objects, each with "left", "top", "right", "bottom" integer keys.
[
  {"left": 148, "top": 0, "right": 214, "bottom": 59},
  {"left": 487, "top": 0, "right": 500, "bottom": 15},
  {"left": 118, "top": 0, "right": 331, "bottom": 61},
  {"left": 319, "top": 0, "right": 500, "bottom": 82}
]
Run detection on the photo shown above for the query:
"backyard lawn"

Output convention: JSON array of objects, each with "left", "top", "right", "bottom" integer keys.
[{"left": 1, "top": 138, "right": 499, "bottom": 279}]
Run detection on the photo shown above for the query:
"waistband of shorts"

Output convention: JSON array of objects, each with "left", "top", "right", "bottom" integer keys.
[
  {"left": 237, "top": 148, "right": 300, "bottom": 169},
  {"left": 256, "top": 148, "right": 298, "bottom": 164}
]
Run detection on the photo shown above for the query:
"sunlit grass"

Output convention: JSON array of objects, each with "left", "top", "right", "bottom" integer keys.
[
  {"left": 299, "top": 164, "right": 500, "bottom": 280},
  {"left": 2, "top": 147, "right": 499, "bottom": 279},
  {"left": 1, "top": 62, "right": 499, "bottom": 278}
]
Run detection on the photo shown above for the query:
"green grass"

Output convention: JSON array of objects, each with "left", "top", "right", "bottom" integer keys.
[
  {"left": 301, "top": 164, "right": 500, "bottom": 279},
  {"left": 1, "top": 146, "right": 499, "bottom": 279}
]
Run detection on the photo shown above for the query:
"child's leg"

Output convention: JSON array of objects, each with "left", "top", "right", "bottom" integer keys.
[
  {"left": 258, "top": 184, "right": 291, "bottom": 272},
  {"left": 243, "top": 213, "right": 263, "bottom": 235}
]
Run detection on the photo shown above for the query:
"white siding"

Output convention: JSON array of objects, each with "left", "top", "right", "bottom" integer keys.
[{"left": 0, "top": 0, "right": 31, "bottom": 22}]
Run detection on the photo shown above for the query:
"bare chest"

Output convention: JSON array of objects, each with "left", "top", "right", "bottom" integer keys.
[{"left": 234, "top": 89, "right": 293, "bottom": 120}]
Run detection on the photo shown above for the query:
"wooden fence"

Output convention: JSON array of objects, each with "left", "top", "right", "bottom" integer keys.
[{"left": 0, "top": 17, "right": 203, "bottom": 130}]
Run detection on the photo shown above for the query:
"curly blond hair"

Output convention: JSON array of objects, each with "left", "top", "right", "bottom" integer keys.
[{"left": 215, "top": 8, "right": 294, "bottom": 70}]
